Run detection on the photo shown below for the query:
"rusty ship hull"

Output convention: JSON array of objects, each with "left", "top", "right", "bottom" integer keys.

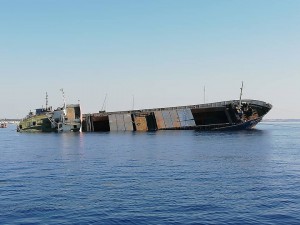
[{"left": 82, "top": 99, "right": 272, "bottom": 132}]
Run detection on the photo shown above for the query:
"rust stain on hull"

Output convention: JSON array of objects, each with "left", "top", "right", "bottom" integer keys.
[{"left": 82, "top": 100, "right": 272, "bottom": 132}]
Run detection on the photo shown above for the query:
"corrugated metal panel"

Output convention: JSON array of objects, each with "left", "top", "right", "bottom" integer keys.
[
  {"left": 116, "top": 114, "right": 126, "bottom": 131},
  {"left": 134, "top": 116, "right": 148, "bottom": 131},
  {"left": 177, "top": 109, "right": 187, "bottom": 127},
  {"left": 108, "top": 114, "right": 118, "bottom": 131},
  {"left": 177, "top": 109, "right": 196, "bottom": 127},
  {"left": 154, "top": 111, "right": 165, "bottom": 129},
  {"left": 170, "top": 110, "right": 180, "bottom": 128},
  {"left": 66, "top": 107, "right": 75, "bottom": 120},
  {"left": 162, "top": 110, "right": 173, "bottom": 129},
  {"left": 123, "top": 113, "right": 133, "bottom": 131},
  {"left": 185, "top": 109, "right": 196, "bottom": 126}
]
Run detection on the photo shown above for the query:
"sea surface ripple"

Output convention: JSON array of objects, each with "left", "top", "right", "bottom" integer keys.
[{"left": 1, "top": 122, "right": 300, "bottom": 224}]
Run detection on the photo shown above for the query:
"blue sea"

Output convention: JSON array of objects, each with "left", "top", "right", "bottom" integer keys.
[{"left": 1, "top": 122, "right": 300, "bottom": 225}]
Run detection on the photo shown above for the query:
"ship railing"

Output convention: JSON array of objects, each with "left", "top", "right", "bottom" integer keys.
[{"left": 82, "top": 99, "right": 271, "bottom": 116}]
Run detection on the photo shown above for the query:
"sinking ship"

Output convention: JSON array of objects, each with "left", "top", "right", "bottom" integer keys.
[
  {"left": 82, "top": 84, "right": 272, "bottom": 132},
  {"left": 17, "top": 90, "right": 81, "bottom": 132},
  {"left": 0, "top": 121, "right": 7, "bottom": 128}
]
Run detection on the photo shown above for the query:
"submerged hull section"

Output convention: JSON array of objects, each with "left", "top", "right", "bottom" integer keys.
[
  {"left": 18, "top": 104, "right": 81, "bottom": 133},
  {"left": 82, "top": 99, "right": 272, "bottom": 132},
  {"left": 17, "top": 114, "right": 55, "bottom": 132}
]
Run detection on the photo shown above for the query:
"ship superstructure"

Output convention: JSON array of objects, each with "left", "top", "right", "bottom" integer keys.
[{"left": 17, "top": 90, "right": 81, "bottom": 132}]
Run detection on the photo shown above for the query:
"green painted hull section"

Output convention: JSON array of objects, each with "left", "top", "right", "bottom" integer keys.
[
  {"left": 18, "top": 103, "right": 81, "bottom": 133},
  {"left": 18, "top": 115, "right": 55, "bottom": 132}
]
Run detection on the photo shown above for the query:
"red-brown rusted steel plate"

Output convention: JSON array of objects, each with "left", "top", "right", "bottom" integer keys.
[
  {"left": 170, "top": 110, "right": 180, "bottom": 128},
  {"left": 162, "top": 110, "right": 173, "bottom": 129},
  {"left": 134, "top": 115, "right": 148, "bottom": 131},
  {"left": 154, "top": 111, "right": 165, "bottom": 129}
]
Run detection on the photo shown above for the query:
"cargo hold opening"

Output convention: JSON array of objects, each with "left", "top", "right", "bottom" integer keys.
[
  {"left": 191, "top": 107, "right": 230, "bottom": 125},
  {"left": 93, "top": 116, "right": 110, "bottom": 132}
]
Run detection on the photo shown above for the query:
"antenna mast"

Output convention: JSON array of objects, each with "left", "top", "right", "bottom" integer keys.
[
  {"left": 101, "top": 94, "right": 107, "bottom": 111},
  {"left": 239, "top": 81, "right": 244, "bottom": 108},
  {"left": 60, "top": 88, "right": 66, "bottom": 108},
  {"left": 45, "top": 92, "right": 48, "bottom": 109}
]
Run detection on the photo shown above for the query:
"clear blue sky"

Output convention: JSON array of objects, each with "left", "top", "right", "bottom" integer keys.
[{"left": 0, "top": 0, "right": 299, "bottom": 119}]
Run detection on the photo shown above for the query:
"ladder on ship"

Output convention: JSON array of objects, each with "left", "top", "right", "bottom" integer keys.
[{"left": 46, "top": 113, "right": 57, "bottom": 128}]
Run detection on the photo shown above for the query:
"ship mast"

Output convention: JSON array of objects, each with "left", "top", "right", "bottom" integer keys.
[
  {"left": 239, "top": 81, "right": 244, "bottom": 108},
  {"left": 60, "top": 88, "right": 66, "bottom": 109},
  {"left": 45, "top": 92, "right": 48, "bottom": 109},
  {"left": 101, "top": 93, "right": 107, "bottom": 111}
]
